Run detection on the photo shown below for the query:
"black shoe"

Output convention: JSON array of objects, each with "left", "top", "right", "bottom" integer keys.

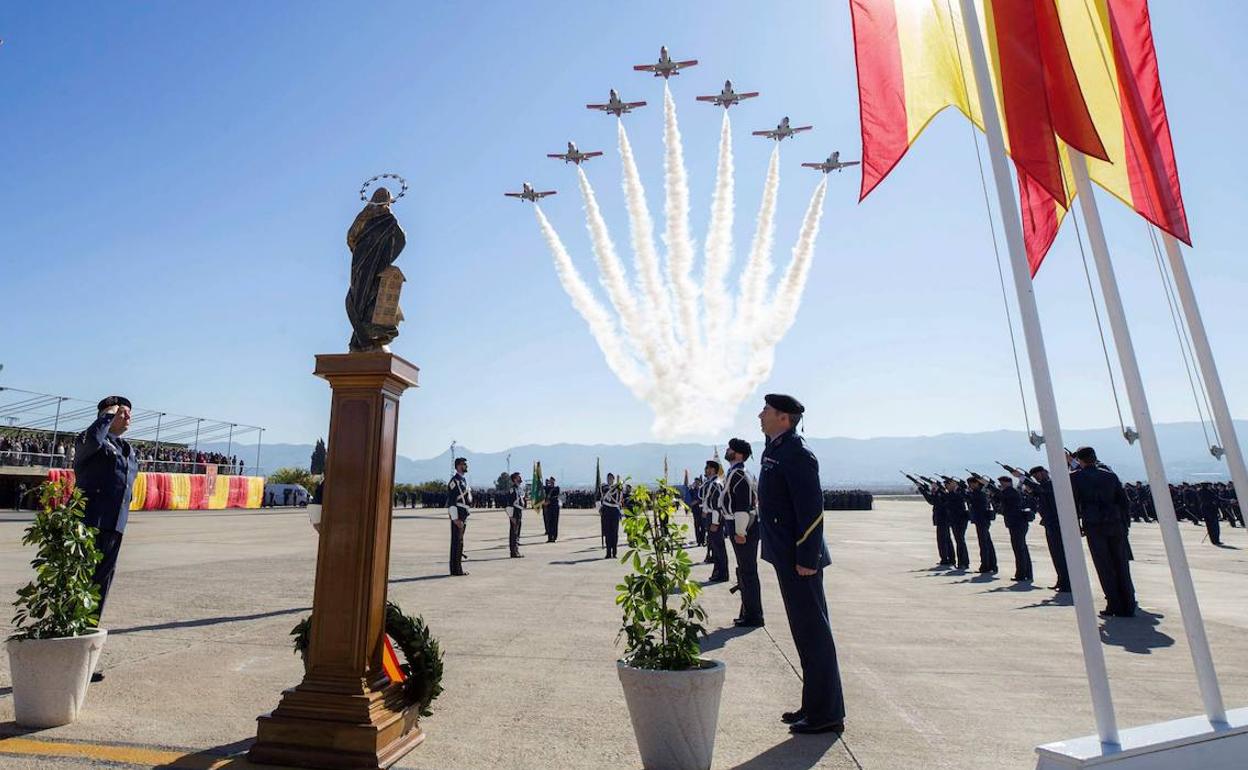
[
  {"left": 781, "top": 710, "right": 804, "bottom": 724},
  {"left": 510, "top": 553, "right": 524, "bottom": 558},
  {"left": 708, "top": 577, "right": 729, "bottom": 584},
  {"left": 90, "top": 671, "right": 105, "bottom": 683},
  {"left": 789, "top": 718, "right": 845, "bottom": 735},
  {"left": 451, "top": 571, "right": 469, "bottom": 577},
  {"left": 1098, "top": 608, "right": 1114, "bottom": 618},
  {"left": 733, "top": 618, "right": 765, "bottom": 628}
]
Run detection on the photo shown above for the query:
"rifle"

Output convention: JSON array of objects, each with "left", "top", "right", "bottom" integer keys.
[
  {"left": 996, "top": 461, "right": 1033, "bottom": 480},
  {"left": 901, "top": 471, "right": 925, "bottom": 487}
]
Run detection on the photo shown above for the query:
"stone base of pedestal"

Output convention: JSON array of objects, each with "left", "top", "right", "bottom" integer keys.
[
  {"left": 1035, "top": 707, "right": 1248, "bottom": 770},
  {"left": 250, "top": 682, "right": 423, "bottom": 770}
]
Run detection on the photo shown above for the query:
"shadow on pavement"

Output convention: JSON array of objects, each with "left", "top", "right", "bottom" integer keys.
[
  {"left": 550, "top": 556, "right": 611, "bottom": 566},
  {"left": 390, "top": 574, "right": 452, "bottom": 584},
  {"left": 1016, "top": 593, "right": 1074, "bottom": 610},
  {"left": 151, "top": 737, "right": 259, "bottom": 769},
  {"left": 949, "top": 574, "right": 997, "bottom": 585},
  {"left": 728, "top": 733, "right": 843, "bottom": 770},
  {"left": 701, "top": 625, "right": 755, "bottom": 653},
  {"left": 981, "top": 581, "right": 1039, "bottom": 593},
  {"left": 111, "top": 607, "right": 311, "bottom": 636},
  {"left": 1099, "top": 609, "right": 1174, "bottom": 654}
]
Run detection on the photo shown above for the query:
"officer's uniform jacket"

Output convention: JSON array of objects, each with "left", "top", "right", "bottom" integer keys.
[
  {"left": 507, "top": 484, "right": 527, "bottom": 517},
  {"left": 447, "top": 473, "right": 472, "bottom": 521},
  {"left": 73, "top": 411, "right": 139, "bottom": 533},
  {"left": 999, "top": 486, "right": 1029, "bottom": 530},
  {"left": 967, "top": 487, "right": 993, "bottom": 525},
  {"left": 600, "top": 482, "right": 624, "bottom": 512},
  {"left": 1022, "top": 477, "right": 1060, "bottom": 528},
  {"left": 919, "top": 485, "right": 945, "bottom": 527},
  {"left": 941, "top": 487, "right": 970, "bottom": 525},
  {"left": 758, "top": 428, "right": 831, "bottom": 572},
  {"left": 699, "top": 474, "right": 725, "bottom": 525},
  {"left": 1069, "top": 465, "right": 1129, "bottom": 529},
  {"left": 724, "top": 462, "right": 759, "bottom": 533}
]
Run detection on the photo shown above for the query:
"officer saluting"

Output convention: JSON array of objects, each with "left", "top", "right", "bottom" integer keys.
[
  {"left": 74, "top": 395, "right": 140, "bottom": 682},
  {"left": 724, "top": 438, "right": 763, "bottom": 628},
  {"left": 448, "top": 458, "right": 472, "bottom": 576},
  {"left": 757, "top": 394, "right": 845, "bottom": 735}
]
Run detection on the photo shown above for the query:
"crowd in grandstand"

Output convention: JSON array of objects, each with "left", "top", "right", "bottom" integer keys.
[{"left": 0, "top": 428, "right": 245, "bottom": 474}]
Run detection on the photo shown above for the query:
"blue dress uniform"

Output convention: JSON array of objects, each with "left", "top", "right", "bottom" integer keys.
[
  {"left": 967, "top": 485, "right": 998, "bottom": 573},
  {"left": 725, "top": 459, "right": 763, "bottom": 625},
  {"left": 73, "top": 405, "right": 139, "bottom": 618},
  {"left": 999, "top": 484, "right": 1033, "bottom": 581},
  {"left": 701, "top": 473, "right": 730, "bottom": 582},
  {"left": 447, "top": 473, "right": 471, "bottom": 576},
  {"left": 1023, "top": 474, "right": 1070, "bottom": 592},
  {"left": 600, "top": 481, "right": 623, "bottom": 558},
  {"left": 919, "top": 484, "right": 953, "bottom": 565},
  {"left": 543, "top": 482, "right": 561, "bottom": 542},
  {"left": 1070, "top": 462, "right": 1136, "bottom": 616},
  {"left": 506, "top": 481, "right": 526, "bottom": 558},
  {"left": 941, "top": 486, "right": 971, "bottom": 569},
  {"left": 758, "top": 426, "right": 846, "bottom": 728}
]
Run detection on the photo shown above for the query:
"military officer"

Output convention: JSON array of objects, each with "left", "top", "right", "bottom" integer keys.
[
  {"left": 74, "top": 395, "right": 140, "bottom": 683},
  {"left": 447, "top": 458, "right": 472, "bottom": 576},
  {"left": 1018, "top": 467, "right": 1070, "bottom": 592},
  {"left": 543, "top": 476, "right": 561, "bottom": 542},
  {"left": 998, "top": 475, "right": 1033, "bottom": 582},
  {"left": 701, "top": 460, "right": 730, "bottom": 582},
  {"left": 758, "top": 393, "right": 845, "bottom": 735},
  {"left": 966, "top": 476, "right": 998, "bottom": 573},
  {"left": 724, "top": 438, "right": 763, "bottom": 627},
  {"left": 600, "top": 472, "right": 623, "bottom": 559},
  {"left": 917, "top": 480, "right": 953, "bottom": 566},
  {"left": 1070, "top": 447, "right": 1136, "bottom": 617},
  {"left": 940, "top": 479, "right": 971, "bottom": 570},
  {"left": 506, "top": 471, "right": 526, "bottom": 558}
]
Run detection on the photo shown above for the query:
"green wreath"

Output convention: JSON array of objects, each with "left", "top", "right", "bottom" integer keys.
[{"left": 291, "top": 600, "right": 443, "bottom": 717}]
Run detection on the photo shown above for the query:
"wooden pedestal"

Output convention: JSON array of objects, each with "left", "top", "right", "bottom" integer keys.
[{"left": 250, "top": 352, "right": 421, "bottom": 770}]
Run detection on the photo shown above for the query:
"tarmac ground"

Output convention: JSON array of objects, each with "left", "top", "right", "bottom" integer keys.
[{"left": 1, "top": 499, "right": 1246, "bottom": 769}]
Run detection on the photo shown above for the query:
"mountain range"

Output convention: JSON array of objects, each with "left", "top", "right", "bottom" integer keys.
[{"left": 203, "top": 420, "right": 1244, "bottom": 489}]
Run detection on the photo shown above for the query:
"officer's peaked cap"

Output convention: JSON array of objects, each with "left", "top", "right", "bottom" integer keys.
[
  {"left": 764, "top": 393, "right": 804, "bottom": 414},
  {"left": 97, "top": 395, "right": 132, "bottom": 411},
  {"left": 727, "top": 438, "right": 752, "bottom": 459}
]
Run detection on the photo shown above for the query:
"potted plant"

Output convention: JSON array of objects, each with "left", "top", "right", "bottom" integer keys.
[
  {"left": 7, "top": 481, "right": 108, "bottom": 727},
  {"left": 616, "top": 480, "right": 723, "bottom": 770}
]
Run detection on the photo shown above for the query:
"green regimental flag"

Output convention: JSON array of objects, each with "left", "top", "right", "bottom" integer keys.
[
  {"left": 531, "top": 461, "right": 544, "bottom": 508},
  {"left": 595, "top": 457, "right": 602, "bottom": 501}
]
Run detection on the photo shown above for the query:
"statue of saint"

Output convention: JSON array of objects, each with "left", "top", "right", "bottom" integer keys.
[{"left": 345, "top": 187, "right": 407, "bottom": 352}]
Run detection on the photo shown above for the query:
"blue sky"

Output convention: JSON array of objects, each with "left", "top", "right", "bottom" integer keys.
[{"left": 2, "top": 1, "right": 1246, "bottom": 461}]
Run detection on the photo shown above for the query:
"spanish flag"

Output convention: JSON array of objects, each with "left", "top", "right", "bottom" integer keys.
[{"left": 850, "top": 0, "right": 1187, "bottom": 273}]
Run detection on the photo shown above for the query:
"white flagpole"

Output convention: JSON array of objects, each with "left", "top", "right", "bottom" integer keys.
[
  {"left": 1160, "top": 233, "right": 1248, "bottom": 522},
  {"left": 957, "top": 0, "right": 1119, "bottom": 744},
  {"left": 1070, "top": 150, "right": 1226, "bottom": 723}
]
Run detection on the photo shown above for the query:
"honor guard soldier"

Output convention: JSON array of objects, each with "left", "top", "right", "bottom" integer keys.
[
  {"left": 543, "top": 476, "right": 561, "bottom": 542},
  {"left": 725, "top": 438, "right": 764, "bottom": 627},
  {"left": 997, "top": 475, "right": 1033, "bottom": 582},
  {"left": 1018, "top": 467, "right": 1070, "bottom": 592},
  {"left": 757, "top": 394, "right": 846, "bottom": 735},
  {"left": 701, "top": 461, "right": 730, "bottom": 582},
  {"left": 448, "top": 458, "right": 472, "bottom": 576},
  {"left": 600, "top": 473, "right": 624, "bottom": 558},
  {"left": 1070, "top": 447, "right": 1137, "bottom": 617},
  {"left": 940, "top": 479, "right": 971, "bottom": 570},
  {"left": 506, "top": 471, "right": 526, "bottom": 558},
  {"left": 918, "top": 479, "right": 953, "bottom": 566},
  {"left": 686, "top": 474, "right": 706, "bottom": 548},
  {"left": 966, "top": 476, "right": 998, "bottom": 573},
  {"left": 74, "top": 396, "right": 140, "bottom": 682}
]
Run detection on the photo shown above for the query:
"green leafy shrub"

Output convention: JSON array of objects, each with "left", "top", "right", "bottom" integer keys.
[
  {"left": 9, "top": 481, "right": 103, "bottom": 640},
  {"left": 615, "top": 480, "right": 708, "bottom": 670},
  {"left": 267, "top": 466, "right": 319, "bottom": 494}
]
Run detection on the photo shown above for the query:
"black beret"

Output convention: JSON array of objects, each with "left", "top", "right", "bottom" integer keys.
[
  {"left": 704, "top": 460, "right": 722, "bottom": 472},
  {"left": 764, "top": 393, "right": 805, "bottom": 414},
  {"left": 97, "top": 395, "right": 132, "bottom": 411},
  {"left": 728, "top": 438, "right": 752, "bottom": 458}
]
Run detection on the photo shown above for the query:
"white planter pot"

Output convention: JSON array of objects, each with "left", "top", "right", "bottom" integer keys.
[
  {"left": 7, "top": 629, "right": 108, "bottom": 728},
  {"left": 307, "top": 503, "right": 322, "bottom": 532},
  {"left": 617, "top": 659, "right": 726, "bottom": 770}
]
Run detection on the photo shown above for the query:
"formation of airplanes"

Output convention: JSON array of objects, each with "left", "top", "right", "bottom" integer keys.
[{"left": 509, "top": 47, "right": 857, "bottom": 202}]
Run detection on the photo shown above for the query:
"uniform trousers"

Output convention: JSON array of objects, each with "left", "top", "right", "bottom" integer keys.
[
  {"left": 449, "top": 518, "right": 467, "bottom": 575},
  {"left": 691, "top": 506, "right": 706, "bottom": 546},
  {"left": 707, "top": 522, "right": 730, "bottom": 581},
  {"left": 1201, "top": 506, "right": 1222, "bottom": 545},
  {"left": 92, "top": 529, "right": 124, "bottom": 618},
  {"left": 1042, "top": 522, "right": 1070, "bottom": 590},
  {"left": 508, "top": 508, "right": 522, "bottom": 557},
  {"left": 973, "top": 521, "right": 997, "bottom": 572},
  {"left": 601, "top": 507, "right": 621, "bottom": 558},
  {"left": 1008, "top": 524, "right": 1032, "bottom": 580},
  {"left": 1086, "top": 523, "right": 1136, "bottom": 615},
  {"left": 935, "top": 521, "right": 954, "bottom": 565},
  {"left": 773, "top": 566, "right": 846, "bottom": 724},
  {"left": 543, "top": 504, "right": 560, "bottom": 542},
  {"left": 949, "top": 518, "right": 970, "bottom": 568},
  {"left": 730, "top": 523, "right": 763, "bottom": 623}
]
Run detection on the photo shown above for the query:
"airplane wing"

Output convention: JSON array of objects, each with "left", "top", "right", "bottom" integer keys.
[
  {"left": 586, "top": 104, "right": 608, "bottom": 110},
  {"left": 695, "top": 95, "right": 718, "bottom": 102},
  {"left": 736, "top": 92, "right": 760, "bottom": 100},
  {"left": 582, "top": 152, "right": 604, "bottom": 159},
  {"left": 632, "top": 64, "right": 659, "bottom": 73},
  {"left": 504, "top": 193, "right": 523, "bottom": 198},
  {"left": 752, "top": 130, "right": 778, "bottom": 138},
  {"left": 624, "top": 101, "right": 647, "bottom": 108},
  {"left": 546, "top": 153, "right": 569, "bottom": 160},
  {"left": 792, "top": 126, "right": 814, "bottom": 133},
  {"left": 842, "top": 160, "right": 861, "bottom": 167},
  {"left": 800, "top": 163, "right": 822, "bottom": 169},
  {"left": 536, "top": 191, "right": 557, "bottom": 199},
  {"left": 672, "top": 60, "right": 698, "bottom": 70}
]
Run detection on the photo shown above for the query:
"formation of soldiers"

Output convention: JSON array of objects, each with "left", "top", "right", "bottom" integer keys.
[{"left": 1124, "top": 481, "right": 1241, "bottom": 546}]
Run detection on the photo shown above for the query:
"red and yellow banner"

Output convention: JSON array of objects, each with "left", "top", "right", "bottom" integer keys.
[
  {"left": 45, "top": 469, "right": 263, "bottom": 511},
  {"left": 850, "top": 0, "right": 1189, "bottom": 272}
]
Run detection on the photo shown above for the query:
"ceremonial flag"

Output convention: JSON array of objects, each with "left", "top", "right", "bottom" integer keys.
[
  {"left": 531, "top": 461, "right": 544, "bottom": 508},
  {"left": 382, "top": 637, "right": 405, "bottom": 683},
  {"left": 850, "top": 0, "right": 1109, "bottom": 271},
  {"left": 595, "top": 457, "right": 602, "bottom": 501},
  {"left": 663, "top": 455, "right": 669, "bottom": 483}
]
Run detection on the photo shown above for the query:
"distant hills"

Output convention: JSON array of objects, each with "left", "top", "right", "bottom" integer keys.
[{"left": 204, "top": 419, "right": 1244, "bottom": 489}]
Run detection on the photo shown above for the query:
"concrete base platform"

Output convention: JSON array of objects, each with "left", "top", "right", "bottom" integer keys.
[
  {"left": 1036, "top": 707, "right": 1248, "bottom": 769},
  {"left": 1, "top": 500, "right": 1246, "bottom": 769}
]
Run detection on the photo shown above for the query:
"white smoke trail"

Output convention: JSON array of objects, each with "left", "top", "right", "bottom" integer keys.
[
  {"left": 617, "top": 121, "right": 678, "bottom": 358},
  {"left": 661, "top": 84, "right": 701, "bottom": 355},
  {"left": 736, "top": 145, "right": 781, "bottom": 342},
  {"left": 576, "top": 167, "right": 663, "bottom": 384},
  {"left": 735, "top": 178, "right": 829, "bottom": 401},
  {"left": 534, "top": 205, "right": 647, "bottom": 396},
  {"left": 701, "top": 110, "right": 735, "bottom": 361}
]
